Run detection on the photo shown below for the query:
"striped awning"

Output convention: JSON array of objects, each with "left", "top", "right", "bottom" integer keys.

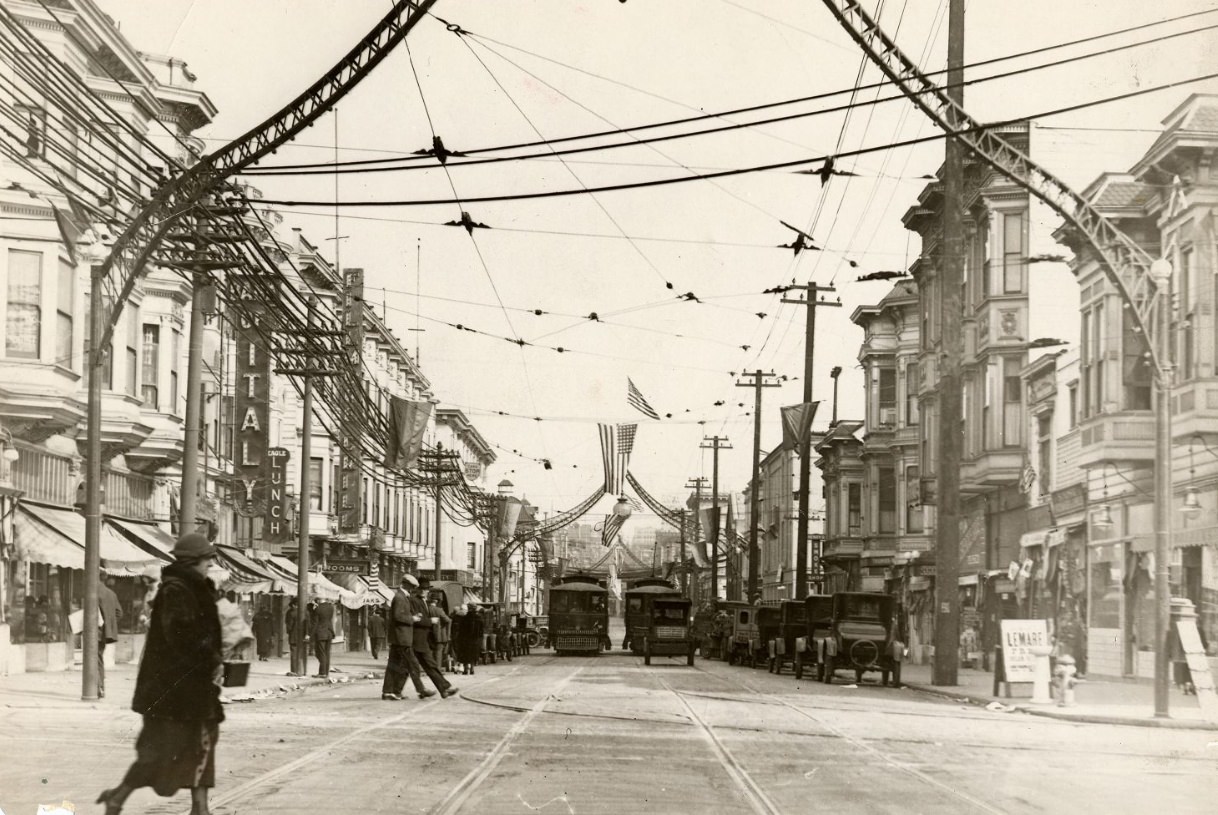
[
  {"left": 107, "top": 518, "right": 176, "bottom": 561},
  {"left": 16, "top": 503, "right": 161, "bottom": 576},
  {"left": 265, "top": 554, "right": 356, "bottom": 604},
  {"left": 214, "top": 545, "right": 285, "bottom": 594}
]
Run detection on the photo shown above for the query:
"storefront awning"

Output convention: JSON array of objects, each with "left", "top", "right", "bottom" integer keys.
[
  {"left": 1019, "top": 531, "right": 1048, "bottom": 550},
  {"left": 215, "top": 545, "right": 288, "bottom": 594},
  {"left": 324, "top": 571, "right": 386, "bottom": 608},
  {"left": 264, "top": 554, "right": 356, "bottom": 604},
  {"left": 107, "top": 519, "right": 175, "bottom": 561},
  {"left": 16, "top": 503, "right": 161, "bottom": 576}
]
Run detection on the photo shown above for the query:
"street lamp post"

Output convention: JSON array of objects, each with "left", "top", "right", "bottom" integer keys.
[{"left": 1148, "top": 258, "right": 1173, "bottom": 718}]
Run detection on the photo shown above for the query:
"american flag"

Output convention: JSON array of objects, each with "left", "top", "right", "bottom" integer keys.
[
  {"left": 599, "top": 423, "right": 637, "bottom": 495},
  {"left": 601, "top": 512, "right": 627, "bottom": 547},
  {"left": 627, "top": 378, "right": 661, "bottom": 420}
]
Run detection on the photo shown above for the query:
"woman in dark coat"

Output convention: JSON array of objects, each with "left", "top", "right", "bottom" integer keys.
[
  {"left": 453, "top": 605, "right": 484, "bottom": 675},
  {"left": 97, "top": 533, "right": 224, "bottom": 815}
]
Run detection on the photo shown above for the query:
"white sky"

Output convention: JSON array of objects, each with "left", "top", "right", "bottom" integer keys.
[{"left": 97, "top": 0, "right": 1218, "bottom": 523}]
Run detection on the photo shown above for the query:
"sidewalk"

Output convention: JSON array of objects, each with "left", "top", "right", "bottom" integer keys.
[
  {"left": 0, "top": 651, "right": 386, "bottom": 710},
  {"left": 899, "top": 661, "right": 1218, "bottom": 730}
]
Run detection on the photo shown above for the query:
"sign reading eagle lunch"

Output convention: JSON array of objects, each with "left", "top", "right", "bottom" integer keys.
[{"left": 233, "top": 276, "right": 290, "bottom": 546}]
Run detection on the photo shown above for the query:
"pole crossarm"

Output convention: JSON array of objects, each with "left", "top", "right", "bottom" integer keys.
[{"left": 819, "top": 0, "right": 1162, "bottom": 367}]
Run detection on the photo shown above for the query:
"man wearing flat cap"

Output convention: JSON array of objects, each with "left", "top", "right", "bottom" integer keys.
[
  {"left": 382, "top": 573, "right": 429, "bottom": 700},
  {"left": 408, "top": 575, "right": 457, "bottom": 699}
]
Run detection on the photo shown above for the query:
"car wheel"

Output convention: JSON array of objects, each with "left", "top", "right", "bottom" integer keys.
[{"left": 822, "top": 655, "right": 834, "bottom": 684}]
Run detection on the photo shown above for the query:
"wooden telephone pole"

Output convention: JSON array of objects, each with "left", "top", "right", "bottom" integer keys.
[
  {"left": 685, "top": 477, "right": 707, "bottom": 603},
  {"left": 934, "top": 0, "right": 966, "bottom": 687},
  {"left": 781, "top": 283, "right": 840, "bottom": 599},
  {"left": 700, "top": 436, "right": 731, "bottom": 603},
  {"left": 736, "top": 370, "right": 781, "bottom": 603}
]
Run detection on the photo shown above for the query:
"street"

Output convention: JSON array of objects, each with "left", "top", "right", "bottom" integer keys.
[{"left": 2, "top": 646, "right": 1213, "bottom": 815}]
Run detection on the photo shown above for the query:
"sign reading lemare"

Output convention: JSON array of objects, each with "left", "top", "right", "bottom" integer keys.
[
  {"left": 264, "top": 447, "right": 291, "bottom": 543},
  {"left": 999, "top": 619, "right": 1050, "bottom": 683}
]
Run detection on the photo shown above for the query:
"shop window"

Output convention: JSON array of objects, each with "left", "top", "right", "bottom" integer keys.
[{"left": 1088, "top": 548, "right": 1122, "bottom": 629}]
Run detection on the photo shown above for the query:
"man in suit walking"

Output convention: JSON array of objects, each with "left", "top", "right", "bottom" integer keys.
[
  {"left": 382, "top": 574, "right": 425, "bottom": 700},
  {"left": 411, "top": 576, "right": 458, "bottom": 699},
  {"left": 368, "top": 604, "right": 387, "bottom": 660},
  {"left": 97, "top": 576, "right": 122, "bottom": 698},
  {"left": 312, "top": 598, "right": 335, "bottom": 677}
]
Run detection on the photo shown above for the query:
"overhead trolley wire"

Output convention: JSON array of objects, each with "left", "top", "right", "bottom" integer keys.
[
  {"left": 243, "top": 10, "right": 1218, "bottom": 176},
  {"left": 253, "top": 68, "right": 1218, "bottom": 209}
]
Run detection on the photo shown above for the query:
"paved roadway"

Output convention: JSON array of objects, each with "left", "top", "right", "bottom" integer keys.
[{"left": 2, "top": 649, "right": 1213, "bottom": 815}]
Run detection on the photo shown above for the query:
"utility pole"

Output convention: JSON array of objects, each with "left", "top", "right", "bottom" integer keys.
[
  {"left": 678, "top": 509, "right": 688, "bottom": 596},
  {"left": 934, "top": 0, "right": 966, "bottom": 687},
  {"left": 782, "top": 283, "right": 840, "bottom": 599},
  {"left": 830, "top": 366, "right": 843, "bottom": 426},
  {"left": 276, "top": 297, "right": 339, "bottom": 676},
  {"left": 700, "top": 436, "right": 732, "bottom": 603},
  {"left": 419, "top": 444, "right": 460, "bottom": 582},
  {"left": 736, "top": 370, "right": 782, "bottom": 603},
  {"left": 81, "top": 262, "right": 104, "bottom": 701},
  {"left": 174, "top": 201, "right": 243, "bottom": 537},
  {"left": 685, "top": 477, "right": 707, "bottom": 604}
]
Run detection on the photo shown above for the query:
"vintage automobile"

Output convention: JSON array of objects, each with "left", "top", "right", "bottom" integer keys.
[
  {"left": 768, "top": 599, "right": 806, "bottom": 675},
  {"left": 754, "top": 605, "right": 782, "bottom": 669},
  {"left": 642, "top": 597, "right": 696, "bottom": 666},
  {"left": 510, "top": 613, "right": 539, "bottom": 654},
  {"left": 721, "top": 601, "right": 758, "bottom": 666},
  {"left": 623, "top": 578, "right": 681, "bottom": 654},
  {"left": 794, "top": 594, "right": 834, "bottom": 680},
  {"left": 820, "top": 592, "right": 904, "bottom": 687},
  {"left": 532, "top": 614, "right": 550, "bottom": 649}
]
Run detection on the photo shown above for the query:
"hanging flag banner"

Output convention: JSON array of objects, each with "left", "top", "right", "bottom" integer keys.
[
  {"left": 498, "top": 498, "right": 523, "bottom": 539},
  {"left": 598, "top": 423, "right": 637, "bottom": 496},
  {"left": 627, "top": 378, "right": 661, "bottom": 420},
  {"left": 385, "top": 397, "right": 432, "bottom": 470},
  {"left": 781, "top": 402, "right": 820, "bottom": 451},
  {"left": 264, "top": 447, "right": 291, "bottom": 544},
  {"left": 601, "top": 512, "right": 628, "bottom": 547}
]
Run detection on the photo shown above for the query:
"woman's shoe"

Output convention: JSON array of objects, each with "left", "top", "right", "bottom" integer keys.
[{"left": 97, "top": 788, "right": 123, "bottom": 815}]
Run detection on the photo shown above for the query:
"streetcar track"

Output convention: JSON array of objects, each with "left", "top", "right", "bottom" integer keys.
[
  {"left": 205, "top": 660, "right": 540, "bottom": 814},
  {"left": 687, "top": 659, "right": 1009, "bottom": 815},
  {"left": 430, "top": 661, "right": 586, "bottom": 815},
  {"left": 651, "top": 671, "right": 783, "bottom": 815}
]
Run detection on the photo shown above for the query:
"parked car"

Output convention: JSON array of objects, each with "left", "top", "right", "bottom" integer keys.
[
  {"left": 820, "top": 592, "right": 904, "bottom": 687},
  {"left": 794, "top": 594, "right": 833, "bottom": 680}
]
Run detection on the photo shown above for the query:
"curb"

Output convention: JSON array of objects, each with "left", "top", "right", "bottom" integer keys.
[{"left": 901, "top": 681, "right": 1218, "bottom": 731}]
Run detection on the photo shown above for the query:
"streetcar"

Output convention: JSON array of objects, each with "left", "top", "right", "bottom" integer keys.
[
  {"left": 641, "top": 597, "right": 696, "bottom": 666},
  {"left": 623, "top": 577, "right": 681, "bottom": 654},
  {"left": 548, "top": 574, "right": 610, "bottom": 655}
]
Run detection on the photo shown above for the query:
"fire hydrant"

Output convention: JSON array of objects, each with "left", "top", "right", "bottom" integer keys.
[{"left": 1053, "top": 655, "right": 1078, "bottom": 707}]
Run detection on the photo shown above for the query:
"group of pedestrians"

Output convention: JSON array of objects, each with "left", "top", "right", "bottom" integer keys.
[
  {"left": 380, "top": 573, "right": 460, "bottom": 701},
  {"left": 283, "top": 595, "right": 338, "bottom": 678}
]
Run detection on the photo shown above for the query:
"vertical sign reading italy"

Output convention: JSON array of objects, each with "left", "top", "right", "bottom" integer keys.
[{"left": 233, "top": 277, "right": 272, "bottom": 522}]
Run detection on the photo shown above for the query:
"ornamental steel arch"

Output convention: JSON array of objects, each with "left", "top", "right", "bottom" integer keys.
[
  {"left": 92, "top": 0, "right": 439, "bottom": 351},
  {"left": 819, "top": 0, "right": 1164, "bottom": 368}
]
